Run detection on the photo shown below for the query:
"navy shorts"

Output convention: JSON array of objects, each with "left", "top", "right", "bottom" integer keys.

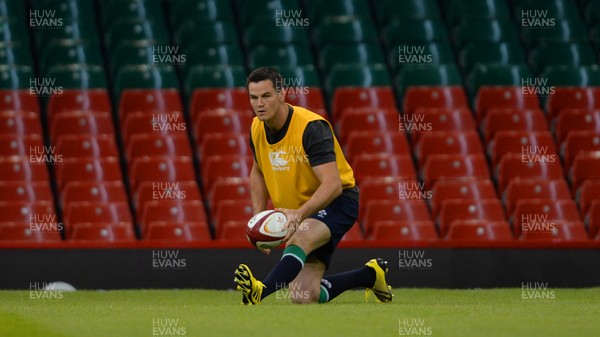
[{"left": 306, "top": 191, "right": 358, "bottom": 269}]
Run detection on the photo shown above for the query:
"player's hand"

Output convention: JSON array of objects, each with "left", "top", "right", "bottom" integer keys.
[
  {"left": 258, "top": 247, "right": 271, "bottom": 256},
  {"left": 276, "top": 208, "right": 305, "bottom": 242}
]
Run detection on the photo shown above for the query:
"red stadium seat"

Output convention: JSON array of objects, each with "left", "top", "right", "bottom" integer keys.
[
  {"left": 358, "top": 177, "right": 410, "bottom": 216},
  {"left": 361, "top": 200, "right": 431, "bottom": 237},
  {"left": 208, "top": 178, "right": 250, "bottom": 210},
  {"left": 421, "top": 154, "right": 490, "bottom": 189},
  {"left": 586, "top": 200, "right": 600, "bottom": 238},
  {"left": 63, "top": 202, "right": 132, "bottom": 229},
  {"left": 332, "top": 87, "right": 397, "bottom": 122},
  {"left": 119, "top": 89, "right": 182, "bottom": 118},
  {"left": 217, "top": 221, "right": 249, "bottom": 241},
  {"left": 190, "top": 88, "right": 250, "bottom": 120},
  {"left": 129, "top": 156, "right": 196, "bottom": 193},
  {"left": 47, "top": 89, "right": 111, "bottom": 119},
  {"left": 0, "top": 111, "right": 42, "bottom": 136},
  {"left": 577, "top": 180, "right": 600, "bottom": 217},
  {"left": 367, "top": 220, "right": 438, "bottom": 241},
  {"left": 496, "top": 153, "right": 564, "bottom": 193},
  {"left": 145, "top": 221, "right": 211, "bottom": 241},
  {"left": 50, "top": 111, "right": 115, "bottom": 144},
  {"left": 344, "top": 131, "right": 411, "bottom": 162},
  {"left": 121, "top": 111, "right": 188, "bottom": 145},
  {"left": 62, "top": 181, "right": 128, "bottom": 209},
  {"left": 56, "top": 135, "right": 119, "bottom": 159},
  {"left": 55, "top": 157, "right": 122, "bottom": 191},
  {"left": 68, "top": 222, "right": 135, "bottom": 242},
  {"left": 445, "top": 220, "right": 514, "bottom": 241},
  {"left": 285, "top": 87, "right": 327, "bottom": 117},
  {"left": 202, "top": 155, "right": 253, "bottom": 193},
  {"left": 0, "top": 223, "right": 62, "bottom": 242},
  {"left": 403, "top": 86, "right": 468, "bottom": 115},
  {"left": 503, "top": 179, "right": 572, "bottom": 214},
  {"left": 520, "top": 221, "right": 589, "bottom": 242},
  {"left": 140, "top": 200, "right": 208, "bottom": 232},
  {"left": 561, "top": 131, "right": 600, "bottom": 170},
  {"left": 340, "top": 222, "right": 364, "bottom": 242},
  {"left": 511, "top": 199, "right": 580, "bottom": 237},
  {"left": 127, "top": 134, "right": 192, "bottom": 163},
  {"left": 437, "top": 199, "right": 506, "bottom": 236},
  {"left": 134, "top": 180, "right": 202, "bottom": 218},
  {"left": 0, "top": 134, "right": 44, "bottom": 157},
  {"left": 0, "top": 156, "right": 50, "bottom": 182},
  {"left": 0, "top": 201, "right": 56, "bottom": 223},
  {"left": 352, "top": 154, "right": 417, "bottom": 183},
  {"left": 475, "top": 86, "right": 540, "bottom": 122},
  {"left": 0, "top": 90, "right": 40, "bottom": 113},
  {"left": 408, "top": 108, "right": 477, "bottom": 144},
  {"left": 554, "top": 109, "right": 600, "bottom": 146},
  {"left": 193, "top": 110, "right": 254, "bottom": 146},
  {"left": 199, "top": 133, "right": 251, "bottom": 166},
  {"left": 430, "top": 179, "right": 498, "bottom": 217},
  {"left": 570, "top": 151, "right": 600, "bottom": 194},
  {"left": 415, "top": 131, "right": 484, "bottom": 166},
  {"left": 482, "top": 108, "right": 548, "bottom": 145},
  {"left": 212, "top": 199, "right": 254, "bottom": 229},
  {"left": 336, "top": 108, "right": 399, "bottom": 144},
  {"left": 488, "top": 131, "right": 558, "bottom": 168},
  {"left": 0, "top": 181, "right": 53, "bottom": 203},
  {"left": 545, "top": 87, "right": 600, "bottom": 123}
]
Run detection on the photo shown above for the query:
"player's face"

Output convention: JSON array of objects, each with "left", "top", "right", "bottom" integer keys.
[{"left": 248, "top": 80, "right": 285, "bottom": 124}]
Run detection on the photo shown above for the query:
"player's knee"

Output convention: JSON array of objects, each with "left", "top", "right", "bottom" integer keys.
[{"left": 290, "top": 286, "right": 320, "bottom": 304}]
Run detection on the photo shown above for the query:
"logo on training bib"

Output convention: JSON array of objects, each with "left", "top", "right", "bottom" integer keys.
[
  {"left": 269, "top": 151, "right": 290, "bottom": 171},
  {"left": 317, "top": 210, "right": 327, "bottom": 218}
]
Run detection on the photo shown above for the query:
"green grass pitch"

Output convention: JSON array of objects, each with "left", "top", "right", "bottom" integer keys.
[{"left": 1, "top": 288, "right": 599, "bottom": 337}]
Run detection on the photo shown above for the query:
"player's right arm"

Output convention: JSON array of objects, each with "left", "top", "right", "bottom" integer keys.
[{"left": 250, "top": 160, "right": 269, "bottom": 214}]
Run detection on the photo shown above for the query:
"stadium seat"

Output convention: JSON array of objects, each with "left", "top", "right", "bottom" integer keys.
[
  {"left": 168, "top": 0, "right": 234, "bottom": 30},
  {"left": 217, "top": 220, "right": 250, "bottom": 242},
  {"left": 46, "top": 64, "right": 107, "bottom": 90},
  {"left": 129, "top": 156, "right": 196, "bottom": 193},
  {"left": 134, "top": 180, "right": 202, "bottom": 218},
  {"left": 68, "top": 222, "right": 136, "bottom": 242},
  {"left": 0, "top": 89, "right": 40, "bottom": 113},
  {"left": 482, "top": 109, "right": 548, "bottom": 145},
  {"left": 561, "top": 131, "right": 600, "bottom": 170},
  {"left": 176, "top": 21, "right": 239, "bottom": 46},
  {"left": 332, "top": 87, "right": 397, "bottom": 123},
  {"left": 55, "top": 157, "right": 122, "bottom": 191},
  {"left": 577, "top": 180, "right": 600, "bottom": 217},
  {"left": 344, "top": 131, "right": 411, "bottom": 162},
  {"left": 190, "top": 88, "right": 249, "bottom": 119},
  {"left": 376, "top": 0, "right": 440, "bottom": 23},
  {"left": 403, "top": 86, "right": 468, "bottom": 116},
  {"left": 199, "top": 133, "right": 250, "bottom": 166},
  {"left": 529, "top": 42, "right": 596, "bottom": 75},
  {"left": 452, "top": 19, "right": 520, "bottom": 51},
  {"left": 421, "top": 154, "right": 490, "bottom": 189},
  {"left": 100, "top": 0, "right": 164, "bottom": 28},
  {"left": 445, "top": 220, "right": 513, "bottom": 241},
  {"left": 351, "top": 154, "right": 417, "bottom": 183},
  {"left": 545, "top": 87, "right": 600, "bottom": 123},
  {"left": 542, "top": 65, "right": 600, "bottom": 87},
  {"left": 445, "top": 0, "right": 511, "bottom": 24},
  {"left": 382, "top": 19, "right": 448, "bottom": 48},
  {"left": 249, "top": 43, "right": 314, "bottom": 69},
  {"left": 185, "top": 65, "right": 247, "bottom": 96},
  {"left": 503, "top": 179, "right": 572, "bottom": 214},
  {"left": 202, "top": 155, "right": 253, "bottom": 193},
  {"left": 47, "top": 89, "right": 111, "bottom": 119},
  {"left": 40, "top": 43, "right": 103, "bottom": 75},
  {"left": 212, "top": 199, "right": 253, "bottom": 229},
  {"left": 272, "top": 64, "right": 322, "bottom": 88},
  {"left": 319, "top": 43, "right": 384, "bottom": 73},
  {"left": 437, "top": 199, "right": 506, "bottom": 236},
  {"left": 238, "top": 0, "right": 303, "bottom": 27},
  {"left": 325, "top": 64, "right": 391, "bottom": 97},
  {"left": 586, "top": 200, "right": 600, "bottom": 238},
  {"left": 459, "top": 42, "right": 526, "bottom": 74},
  {"left": 510, "top": 199, "right": 580, "bottom": 237},
  {"left": 183, "top": 42, "right": 245, "bottom": 72},
  {"left": 0, "top": 156, "right": 50, "bottom": 182},
  {"left": 56, "top": 135, "right": 119, "bottom": 159},
  {"left": 284, "top": 87, "right": 327, "bottom": 117},
  {"left": 140, "top": 200, "right": 207, "bottom": 230},
  {"left": 408, "top": 108, "right": 477, "bottom": 144},
  {"left": 415, "top": 131, "right": 485, "bottom": 167},
  {"left": 208, "top": 178, "right": 251, "bottom": 211},
  {"left": 570, "top": 151, "right": 600, "bottom": 194},
  {"left": 0, "top": 201, "right": 56, "bottom": 224},
  {"left": 430, "top": 179, "right": 498, "bottom": 217},
  {"left": 475, "top": 86, "right": 541, "bottom": 123},
  {"left": 0, "top": 135, "right": 43, "bottom": 157},
  {"left": 396, "top": 64, "right": 463, "bottom": 101},
  {"left": 496, "top": 153, "right": 564, "bottom": 193},
  {"left": 145, "top": 221, "right": 211, "bottom": 241},
  {"left": 312, "top": 18, "right": 378, "bottom": 47},
  {"left": 0, "top": 223, "right": 62, "bottom": 242},
  {"left": 114, "top": 65, "right": 179, "bottom": 101},
  {"left": 358, "top": 177, "right": 409, "bottom": 216},
  {"left": 127, "top": 134, "right": 192, "bottom": 162},
  {"left": 36, "top": 21, "right": 99, "bottom": 51},
  {"left": 513, "top": 0, "right": 580, "bottom": 21},
  {"left": 63, "top": 202, "right": 132, "bottom": 228},
  {"left": 0, "top": 181, "right": 52, "bottom": 203},
  {"left": 243, "top": 18, "right": 309, "bottom": 46},
  {"left": 104, "top": 19, "right": 169, "bottom": 54},
  {"left": 367, "top": 220, "right": 438, "bottom": 242},
  {"left": 193, "top": 110, "right": 254, "bottom": 146},
  {"left": 0, "top": 65, "right": 33, "bottom": 90},
  {"left": 361, "top": 200, "right": 432, "bottom": 237},
  {"left": 488, "top": 131, "right": 558, "bottom": 168},
  {"left": 336, "top": 108, "right": 398, "bottom": 144},
  {"left": 554, "top": 109, "right": 600, "bottom": 146},
  {"left": 0, "top": 111, "right": 42, "bottom": 136},
  {"left": 50, "top": 112, "right": 115, "bottom": 144},
  {"left": 62, "top": 181, "right": 128, "bottom": 209},
  {"left": 121, "top": 111, "right": 188, "bottom": 145},
  {"left": 520, "top": 19, "right": 588, "bottom": 49},
  {"left": 519, "top": 221, "right": 590, "bottom": 242},
  {"left": 306, "top": 0, "right": 372, "bottom": 24},
  {"left": 119, "top": 89, "right": 182, "bottom": 117},
  {"left": 467, "top": 64, "right": 532, "bottom": 99}
]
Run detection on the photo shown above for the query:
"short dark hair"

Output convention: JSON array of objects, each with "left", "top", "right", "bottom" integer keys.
[{"left": 247, "top": 67, "right": 284, "bottom": 93}]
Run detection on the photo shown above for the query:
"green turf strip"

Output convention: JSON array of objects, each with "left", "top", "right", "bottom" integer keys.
[{"left": 0, "top": 288, "right": 599, "bottom": 337}]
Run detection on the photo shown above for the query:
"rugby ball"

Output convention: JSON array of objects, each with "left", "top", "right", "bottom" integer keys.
[{"left": 246, "top": 210, "right": 288, "bottom": 249}]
